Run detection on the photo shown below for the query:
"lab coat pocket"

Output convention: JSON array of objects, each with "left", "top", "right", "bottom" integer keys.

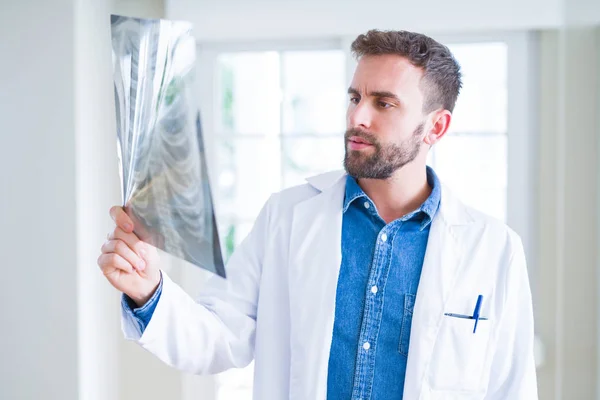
[
  {"left": 398, "top": 293, "right": 415, "bottom": 357},
  {"left": 429, "top": 315, "right": 492, "bottom": 392}
]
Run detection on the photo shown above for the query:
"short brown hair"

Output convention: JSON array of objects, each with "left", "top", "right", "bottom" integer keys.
[{"left": 351, "top": 30, "right": 462, "bottom": 113}]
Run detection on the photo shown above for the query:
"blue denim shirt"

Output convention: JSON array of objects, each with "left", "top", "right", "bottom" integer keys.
[
  {"left": 121, "top": 272, "right": 163, "bottom": 334},
  {"left": 326, "top": 167, "right": 441, "bottom": 400}
]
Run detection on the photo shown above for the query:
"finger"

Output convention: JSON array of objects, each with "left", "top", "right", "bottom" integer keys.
[
  {"left": 108, "top": 227, "right": 148, "bottom": 262},
  {"left": 109, "top": 206, "right": 134, "bottom": 233},
  {"left": 101, "top": 239, "right": 146, "bottom": 271},
  {"left": 97, "top": 253, "right": 134, "bottom": 274}
]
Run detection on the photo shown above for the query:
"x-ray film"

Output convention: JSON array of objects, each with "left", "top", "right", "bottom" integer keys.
[{"left": 110, "top": 14, "right": 225, "bottom": 278}]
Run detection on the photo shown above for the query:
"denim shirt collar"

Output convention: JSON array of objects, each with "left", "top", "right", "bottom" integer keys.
[{"left": 343, "top": 166, "right": 441, "bottom": 230}]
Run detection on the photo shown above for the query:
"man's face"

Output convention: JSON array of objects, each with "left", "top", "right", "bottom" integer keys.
[{"left": 344, "top": 54, "right": 428, "bottom": 179}]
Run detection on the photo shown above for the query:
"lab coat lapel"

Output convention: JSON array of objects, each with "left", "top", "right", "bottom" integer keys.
[
  {"left": 404, "top": 186, "right": 474, "bottom": 399},
  {"left": 288, "top": 172, "right": 346, "bottom": 400}
]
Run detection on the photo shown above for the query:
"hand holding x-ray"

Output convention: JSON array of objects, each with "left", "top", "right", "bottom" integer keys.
[{"left": 110, "top": 14, "right": 225, "bottom": 278}]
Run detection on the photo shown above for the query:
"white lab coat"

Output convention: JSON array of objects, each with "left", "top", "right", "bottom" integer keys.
[{"left": 122, "top": 170, "right": 538, "bottom": 400}]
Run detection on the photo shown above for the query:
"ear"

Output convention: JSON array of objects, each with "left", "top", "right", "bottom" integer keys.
[{"left": 423, "top": 109, "right": 452, "bottom": 146}]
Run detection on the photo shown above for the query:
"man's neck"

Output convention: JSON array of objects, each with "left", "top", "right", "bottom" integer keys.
[{"left": 357, "top": 162, "right": 431, "bottom": 224}]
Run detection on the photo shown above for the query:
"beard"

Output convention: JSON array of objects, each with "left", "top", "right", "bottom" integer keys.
[{"left": 343, "top": 123, "right": 425, "bottom": 179}]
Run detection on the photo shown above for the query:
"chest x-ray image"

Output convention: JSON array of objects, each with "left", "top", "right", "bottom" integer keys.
[{"left": 110, "top": 14, "right": 225, "bottom": 278}]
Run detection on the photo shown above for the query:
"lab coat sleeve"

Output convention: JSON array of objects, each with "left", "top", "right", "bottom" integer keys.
[
  {"left": 120, "top": 193, "right": 277, "bottom": 375},
  {"left": 485, "top": 235, "right": 538, "bottom": 399}
]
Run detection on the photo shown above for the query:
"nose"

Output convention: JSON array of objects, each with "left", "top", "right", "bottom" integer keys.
[{"left": 347, "top": 100, "right": 372, "bottom": 130}]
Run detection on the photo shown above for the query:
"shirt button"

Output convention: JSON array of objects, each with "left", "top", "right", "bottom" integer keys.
[
  {"left": 363, "top": 342, "right": 371, "bottom": 350},
  {"left": 381, "top": 233, "right": 388, "bottom": 242},
  {"left": 371, "top": 285, "right": 378, "bottom": 294},
  {"left": 364, "top": 201, "right": 370, "bottom": 209}
]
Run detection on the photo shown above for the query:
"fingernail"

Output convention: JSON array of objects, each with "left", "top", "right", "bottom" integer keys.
[
  {"left": 138, "top": 260, "right": 146, "bottom": 270},
  {"left": 124, "top": 223, "right": 133, "bottom": 231}
]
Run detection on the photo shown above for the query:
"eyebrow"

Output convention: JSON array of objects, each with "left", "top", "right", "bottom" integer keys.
[{"left": 347, "top": 87, "right": 402, "bottom": 104}]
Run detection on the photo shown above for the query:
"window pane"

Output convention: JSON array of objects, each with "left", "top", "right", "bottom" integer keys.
[
  {"left": 431, "top": 134, "right": 507, "bottom": 221},
  {"left": 446, "top": 42, "right": 507, "bottom": 134},
  {"left": 215, "top": 136, "right": 282, "bottom": 220},
  {"left": 281, "top": 136, "right": 345, "bottom": 188},
  {"left": 217, "top": 52, "right": 281, "bottom": 135},
  {"left": 281, "top": 51, "right": 346, "bottom": 135}
]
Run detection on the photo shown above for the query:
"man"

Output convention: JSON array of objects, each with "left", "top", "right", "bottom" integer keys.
[{"left": 98, "top": 30, "right": 538, "bottom": 399}]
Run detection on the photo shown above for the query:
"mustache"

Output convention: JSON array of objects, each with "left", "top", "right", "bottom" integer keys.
[{"left": 345, "top": 128, "right": 378, "bottom": 144}]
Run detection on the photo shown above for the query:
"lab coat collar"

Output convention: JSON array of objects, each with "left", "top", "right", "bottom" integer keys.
[{"left": 305, "top": 170, "right": 474, "bottom": 227}]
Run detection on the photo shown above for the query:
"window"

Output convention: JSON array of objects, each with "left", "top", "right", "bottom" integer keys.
[
  {"left": 214, "top": 49, "right": 347, "bottom": 256},
  {"left": 428, "top": 42, "right": 508, "bottom": 222}
]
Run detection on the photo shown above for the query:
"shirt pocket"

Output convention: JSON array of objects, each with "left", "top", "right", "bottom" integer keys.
[
  {"left": 428, "top": 315, "right": 493, "bottom": 392},
  {"left": 398, "top": 293, "right": 415, "bottom": 357}
]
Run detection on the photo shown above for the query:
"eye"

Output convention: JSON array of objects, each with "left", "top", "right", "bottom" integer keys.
[
  {"left": 349, "top": 97, "right": 360, "bottom": 104},
  {"left": 378, "top": 101, "right": 392, "bottom": 109}
]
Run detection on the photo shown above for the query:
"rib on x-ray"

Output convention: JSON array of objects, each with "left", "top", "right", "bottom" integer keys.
[{"left": 110, "top": 14, "right": 225, "bottom": 278}]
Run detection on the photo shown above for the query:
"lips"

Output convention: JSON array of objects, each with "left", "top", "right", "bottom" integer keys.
[
  {"left": 348, "top": 136, "right": 373, "bottom": 151},
  {"left": 349, "top": 136, "right": 372, "bottom": 145}
]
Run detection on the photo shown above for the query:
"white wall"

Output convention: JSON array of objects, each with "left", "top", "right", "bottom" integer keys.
[
  {"left": 0, "top": 1, "right": 78, "bottom": 399},
  {"left": 167, "top": 0, "right": 563, "bottom": 41}
]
